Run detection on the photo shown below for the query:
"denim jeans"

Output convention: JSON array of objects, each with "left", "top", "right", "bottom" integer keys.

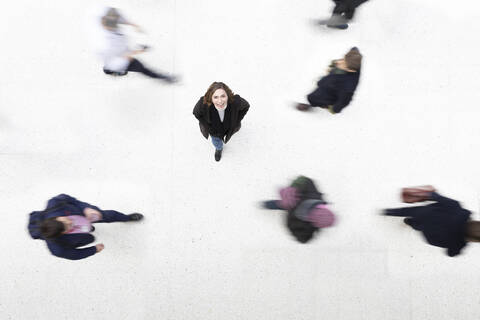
[{"left": 211, "top": 136, "right": 224, "bottom": 150}]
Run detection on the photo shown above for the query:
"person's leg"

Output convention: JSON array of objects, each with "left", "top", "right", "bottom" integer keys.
[
  {"left": 328, "top": 0, "right": 349, "bottom": 29},
  {"left": 332, "top": 1, "right": 347, "bottom": 16},
  {"left": 343, "top": 0, "right": 368, "bottom": 19},
  {"left": 383, "top": 206, "right": 427, "bottom": 218},
  {"left": 126, "top": 58, "right": 170, "bottom": 80},
  {"left": 211, "top": 136, "right": 224, "bottom": 150},
  {"left": 307, "top": 91, "right": 328, "bottom": 108},
  {"left": 262, "top": 200, "right": 283, "bottom": 210},
  {"left": 96, "top": 210, "right": 131, "bottom": 223}
]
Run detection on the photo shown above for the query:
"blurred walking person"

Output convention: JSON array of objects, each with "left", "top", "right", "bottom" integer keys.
[
  {"left": 193, "top": 82, "right": 250, "bottom": 162},
  {"left": 28, "top": 194, "right": 144, "bottom": 260},
  {"left": 296, "top": 47, "right": 362, "bottom": 114},
  {"left": 99, "top": 7, "right": 177, "bottom": 82},
  {"left": 261, "top": 176, "right": 335, "bottom": 243},
  {"left": 383, "top": 186, "right": 480, "bottom": 257}
]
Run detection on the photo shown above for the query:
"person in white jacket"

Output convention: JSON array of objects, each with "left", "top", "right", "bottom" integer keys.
[{"left": 99, "top": 7, "right": 177, "bottom": 83}]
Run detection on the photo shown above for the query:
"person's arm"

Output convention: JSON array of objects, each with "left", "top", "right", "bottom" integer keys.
[
  {"left": 49, "top": 194, "right": 101, "bottom": 213},
  {"left": 430, "top": 192, "right": 461, "bottom": 208},
  {"left": 193, "top": 98, "right": 208, "bottom": 124},
  {"left": 116, "top": 12, "right": 144, "bottom": 33},
  {"left": 237, "top": 96, "right": 250, "bottom": 122},
  {"left": 47, "top": 241, "right": 98, "bottom": 260}
]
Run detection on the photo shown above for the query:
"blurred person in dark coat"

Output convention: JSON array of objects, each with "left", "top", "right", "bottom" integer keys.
[
  {"left": 261, "top": 176, "right": 336, "bottom": 243},
  {"left": 193, "top": 82, "right": 250, "bottom": 162},
  {"left": 28, "top": 194, "right": 144, "bottom": 260},
  {"left": 296, "top": 47, "right": 362, "bottom": 114},
  {"left": 383, "top": 186, "right": 480, "bottom": 257}
]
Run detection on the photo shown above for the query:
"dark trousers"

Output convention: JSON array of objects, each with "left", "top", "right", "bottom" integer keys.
[
  {"left": 127, "top": 58, "right": 169, "bottom": 79},
  {"left": 332, "top": 0, "right": 368, "bottom": 20},
  {"left": 307, "top": 91, "right": 328, "bottom": 108},
  {"left": 104, "top": 58, "right": 168, "bottom": 79},
  {"left": 95, "top": 210, "right": 130, "bottom": 223},
  {"left": 263, "top": 200, "right": 283, "bottom": 210},
  {"left": 384, "top": 206, "right": 430, "bottom": 230}
]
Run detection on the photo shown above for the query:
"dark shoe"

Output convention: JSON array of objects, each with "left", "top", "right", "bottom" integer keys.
[
  {"left": 215, "top": 149, "right": 222, "bottom": 161},
  {"left": 403, "top": 218, "right": 413, "bottom": 226},
  {"left": 103, "top": 68, "right": 128, "bottom": 76},
  {"left": 262, "top": 200, "right": 282, "bottom": 210},
  {"left": 128, "top": 213, "right": 144, "bottom": 221},
  {"left": 327, "top": 23, "right": 349, "bottom": 30},
  {"left": 296, "top": 103, "right": 312, "bottom": 111},
  {"left": 90, "top": 226, "right": 95, "bottom": 232},
  {"left": 164, "top": 75, "right": 179, "bottom": 84}
]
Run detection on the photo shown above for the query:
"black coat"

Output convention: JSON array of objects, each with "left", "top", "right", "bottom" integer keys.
[
  {"left": 193, "top": 94, "right": 250, "bottom": 143},
  {"left": 307, "top": 69, "right": 360, "bottom": 113},
  {"left": 287, "top": 177, "right": 325, "bottom": 243},
  {"left": 385, "top": 193, "right": 471, "bottom": 257}
]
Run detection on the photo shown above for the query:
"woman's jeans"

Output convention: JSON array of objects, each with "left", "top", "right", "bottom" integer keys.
[{"left": 211, "top": 136, "right": 224, "bottom": 150}]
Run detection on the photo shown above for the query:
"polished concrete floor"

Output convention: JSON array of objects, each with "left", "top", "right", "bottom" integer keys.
[{"left": 2, "top": 0, "right": 480, "bottom": 319}]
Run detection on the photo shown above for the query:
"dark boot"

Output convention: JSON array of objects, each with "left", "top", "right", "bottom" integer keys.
[
  {"left": 128, "top": 213, "right": 144, "bottom": 221},
  {"left": 296, "top": 103, "right": 312, "bottom": 111},
  {"left": 327, "top": 23, "right": 349, "bottom": 29},
  {"left": 326, "top": 14, "right": 349, "bottom": 29},
  {"left": 215, "top": 149, "right": 222, "bottom": 161}
]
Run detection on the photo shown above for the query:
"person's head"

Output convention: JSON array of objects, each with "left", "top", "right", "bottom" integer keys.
[
  {"left": 465, "top": 220, "right": 480, "bottom": 242},
  {"left": 40, "top": 217, "right": 72, "bottom": 239},
  {"left": 203, "top": 82, "right": 234, "bottom": 109},
  {"left": 344, "top": 47, "right": 362, "bottom": 71},
  {"left": 102, "top": 7, "right": 121, "bottom": 31}
]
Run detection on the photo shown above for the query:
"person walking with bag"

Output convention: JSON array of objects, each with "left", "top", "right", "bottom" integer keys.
[
  {"left": 383, "top": 186, "right": 480, "bottom": 257},
  {"left": 28, "top": 194, "right": 144, "bottom": 260},
  {"left": 193, "top": 82, "right": 250, "bottom": 161}
]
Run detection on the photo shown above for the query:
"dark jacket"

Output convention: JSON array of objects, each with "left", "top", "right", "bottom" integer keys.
[
  {"left": 387, "top": 193, "right": 471, "bottom": 257},
  {"left": 43, "top": 194, "right": 99, "bottom": 260},
  {"left": 286, "top": 177, "right": 325, "bottom": 243},
  {"left": 193, "top": 94, "right": 250, "bottom": 143},
  {"left": 307, "top": 67, "right": 360, "bottom": 113}
]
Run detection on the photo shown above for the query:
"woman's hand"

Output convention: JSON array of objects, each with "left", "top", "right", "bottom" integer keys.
[{"left": 84, "top": 207, "right": 103, "bottom": 221}]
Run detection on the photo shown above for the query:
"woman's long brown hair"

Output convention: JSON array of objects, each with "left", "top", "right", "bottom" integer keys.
[{"left": 203, "top": 82, "right": 235, "bottom": 106}]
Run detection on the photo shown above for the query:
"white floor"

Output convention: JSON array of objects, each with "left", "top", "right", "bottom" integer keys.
[{"left": 2, "top": 0, "right": 480, "bottom": 319}]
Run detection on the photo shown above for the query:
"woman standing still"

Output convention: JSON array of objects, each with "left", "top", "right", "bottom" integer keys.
[{"left": 193, "top": 82, "right": 250, "bottom": 161}]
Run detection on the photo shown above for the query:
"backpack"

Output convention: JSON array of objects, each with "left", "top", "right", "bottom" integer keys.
[{"left": 27, "top": 201, "right": 68, "bottom": 239}]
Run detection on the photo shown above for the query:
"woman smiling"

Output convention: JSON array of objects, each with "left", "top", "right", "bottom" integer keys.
[{"left": 193, "top": 82, "right": 250, "bottom": 161}]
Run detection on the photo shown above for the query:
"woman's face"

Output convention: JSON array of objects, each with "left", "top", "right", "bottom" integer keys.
[{"left": 211, "top": 89, "right": 228, "bottom": 109}]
